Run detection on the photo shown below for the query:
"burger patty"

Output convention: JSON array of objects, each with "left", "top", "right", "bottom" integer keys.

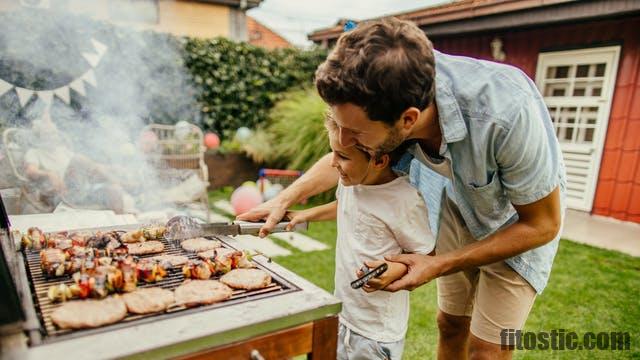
[
  {"left": 51, "top": 297, "right": 127, "bottom": 329},
  {"left": 196, "top": 247, "right": 234, "bottom": 260},
  {"left": 181, "top": 238, "right": 221, "bottom": 252},
  {"left": 122, "top": 287, "right": 174, "bottom": 314},
  {"left": 149, "top": 254, "right": 189, "bottom": 267},
  {"left": 220, "top": 269, "right": 272, "bottom": 290},
  {"left": 127, "top": 240, "right": 164, "bottom": 255},
  {"left": 174, "top": 280, "right": 233, "bottom": 307}
]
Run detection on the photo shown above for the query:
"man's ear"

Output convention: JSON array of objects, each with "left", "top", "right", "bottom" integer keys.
[
  {"left": 372, "top": 153, "right": 390, "bottom": 170},
  {"left": 400, "top": 107, "right": 421, "bottom": 130},
  {"left": 400, "top": 107, "right": 420, "bottom": 130}
]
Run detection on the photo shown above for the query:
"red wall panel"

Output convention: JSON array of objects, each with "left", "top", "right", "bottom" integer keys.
[{"left": 429, "top": 15, "right": 640, "bottom": 223}]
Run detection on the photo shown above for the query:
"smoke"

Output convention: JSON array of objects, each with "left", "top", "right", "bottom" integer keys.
[{"left": 0, "top": 1, "right": 208, "bottom": 218}]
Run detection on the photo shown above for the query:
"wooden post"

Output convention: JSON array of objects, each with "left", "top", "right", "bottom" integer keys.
[{"left": 308, "top": 316, "right": 339, "bottom": 360}]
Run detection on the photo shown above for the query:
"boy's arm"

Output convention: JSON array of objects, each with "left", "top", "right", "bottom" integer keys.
[
  {"left": 285, "top": 200, "right": 338, "bottom": 231},
  {"left": 237, "top": 153, "right": 339, "bottom": 237}
]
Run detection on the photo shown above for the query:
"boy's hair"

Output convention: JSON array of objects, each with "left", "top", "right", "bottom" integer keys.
[{"left": 315, "top": 17, "right": 436, "bottom": 127}]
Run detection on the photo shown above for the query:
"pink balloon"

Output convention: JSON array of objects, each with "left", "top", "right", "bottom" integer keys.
[
  {"left": 204, "top": 132, "right": 220, "bottom": 149},
  {"left": 230, "top": 186, "right": 263, "bottom": 215}
]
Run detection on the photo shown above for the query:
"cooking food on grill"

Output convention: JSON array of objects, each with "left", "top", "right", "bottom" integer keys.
[
  {"left": 127, "top": 240, "right": 164, "bottom": 255},
  {"left": 150, "top": 254, "right": 189, "bottom": 267},
  {"left": 220, "top": 269, "right": 272, "bottom": 290},
  {"left": 46, "top": 256, "right": 170, "bottom": 302},
  {"left": 21, "top": 227, "right": 46, "bottom": 249},
  {"left": 121, "top": 229, "right": 145, "bottom": 243},
  {"left": 174, "top": 280, "right": 233, "bottom": 307},
  {"left": 51, "top": 297, "right": 127, "bottom": 329},
  {"left": 182, "top": 250, "right": 254, "bottom": 280},
  {"left": 122, "top": 287, "right": 174, "bottom": 314},
  {"left": 196, "top": 247, "right": 234, "bottom": 260},
  {"left": 180, "top": 237, "right": 221, "bottom": 252},
  {"left": 182, "top": 259, "right": 214, "bottom": 280},
  {"left": 142, "top": 225, "right": 166, "bottom": 240},
  {"left": 86, "top": 231, "right": 123, "bottom": 249}
]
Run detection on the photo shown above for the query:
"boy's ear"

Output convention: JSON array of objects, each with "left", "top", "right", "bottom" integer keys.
[
  {"left": 372, "top": 153, "right": 390, "bottom": 169},
  {"left": 400, "top": 107, "right": 421, "bottom": 130}
]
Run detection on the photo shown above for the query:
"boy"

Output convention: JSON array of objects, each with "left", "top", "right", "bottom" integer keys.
[{"left": 286, "top": 115, "right": 435, "bottom": 360}]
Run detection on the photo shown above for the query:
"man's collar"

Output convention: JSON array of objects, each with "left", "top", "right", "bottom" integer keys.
[{"left": 434, "top": 51, "right": 468, "bottom": 144}]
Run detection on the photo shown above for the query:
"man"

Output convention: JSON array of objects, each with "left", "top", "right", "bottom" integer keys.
[
  {"left": 23, "top": 119, "right": 135, "bottom": 213},
  {"left": 238, "top": 18, "right": 565, "bottom": 359}
]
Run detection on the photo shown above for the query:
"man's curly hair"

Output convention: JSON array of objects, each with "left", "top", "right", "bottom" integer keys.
[{"left": 315, "top": 17, "right": 436, "bottom": 126}]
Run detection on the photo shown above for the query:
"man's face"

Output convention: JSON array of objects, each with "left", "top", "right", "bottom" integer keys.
[{"left": 332, "top": 103, "right": 407, "bottom": 156}]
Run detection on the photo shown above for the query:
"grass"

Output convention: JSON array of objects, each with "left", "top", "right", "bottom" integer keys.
[{"left": 209, "top": 191, "right": 639, "bottom": 358}]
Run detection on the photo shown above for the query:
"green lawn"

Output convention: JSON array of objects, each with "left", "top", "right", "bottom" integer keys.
[
  {"left": 209, "top": 189, "right": 639, "bottom": 358},
  {"left": 275, "top": 220, "right": 640, "bottom": 359}
]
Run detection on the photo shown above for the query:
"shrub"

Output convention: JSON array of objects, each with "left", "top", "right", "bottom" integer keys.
[
  {"left": 243, "top": 88, "right": 330, "bottom": 171},
  {"left": 183, "top": 38, "right": 327, "bottom": 137}
]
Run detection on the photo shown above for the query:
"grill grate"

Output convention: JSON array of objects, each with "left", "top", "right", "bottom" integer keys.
[{"left": 22, "top": 230, "right": 299, "bottom": 344}]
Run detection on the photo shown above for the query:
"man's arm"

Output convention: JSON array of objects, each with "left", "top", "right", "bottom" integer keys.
[
  {"left": 385, "top": 186, "right": 561, "bottom": 291},
  {"left": 236, "top": 153, "right": 339, "bottom": 237}
]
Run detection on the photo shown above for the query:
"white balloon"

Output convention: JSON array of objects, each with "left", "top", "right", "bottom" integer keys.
[
  {"left": 235, "top": 127, "right": 253, "bottom": 142},
  {"left": 263, "top": 183, "right": 284, "bottom": 201},
  {"left": 175, "top": 121, "right": 192, "bottom": 140}
]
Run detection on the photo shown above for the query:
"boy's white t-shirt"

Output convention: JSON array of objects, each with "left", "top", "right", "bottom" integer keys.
[{"left": 334, "top": 175, "right": 435, "bottom": 343}]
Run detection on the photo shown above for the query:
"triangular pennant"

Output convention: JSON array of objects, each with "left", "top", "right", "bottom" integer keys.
[
  {"left": 69, "top": 78, "right": 86, "bottom": 97},
  {"left": 91, "top": 38, "right": 108, "bottom": 56},
  {"left": 0, "top": 78, "right": 12, "bottom": 97},
  {"left": 38, "top": 90, "right": 54, "bottom": 105},
  {"left": 82, "top": 52, "right": 100, "bottom": 67},
  {"left": 83, "top": 69, "right": 97, "bottom": 87},
  {"left": 53, "top": 86, "right": 70, "bottom": 105},
  {"left": 15, "top": 87, "right": 34, "bottom": 107}
]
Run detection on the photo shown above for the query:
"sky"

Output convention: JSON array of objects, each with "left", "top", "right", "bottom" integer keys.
[{"left": 247, "top": 0, "right": 451, "bottom": 47}]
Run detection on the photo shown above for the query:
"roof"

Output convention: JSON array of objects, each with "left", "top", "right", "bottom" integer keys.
[
  {"left": 308, "top": 0, "right": 640, "bottom": 42},
  {"left": 246, "top": 16, "right": 292, "bottom": 49},
  {"left": 191, "top": 0, "right": 263, "bottom": 10}
]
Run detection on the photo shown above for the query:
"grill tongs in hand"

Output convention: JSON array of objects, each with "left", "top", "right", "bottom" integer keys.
[{"left": 164, "top": 215, "right": 308, "bottom": 241}]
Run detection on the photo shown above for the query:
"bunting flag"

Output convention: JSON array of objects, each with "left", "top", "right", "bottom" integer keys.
[
  {"left": 0, "top": 78, "right": 11, "bottom": 97},
  {"left": 69, "top": 78, "right": 86, "bottom": 96},
  {"left": 91, "top": 39, "right": 107, "bottom": 56},
  {"left": 53, "top": 87, "right": 70, "bottom": 105},
  {"left": 15, "top": 87, "right": 34, "bottom": 107},
  {"left": 0, "top": 37, "right": 107, "bottom": 112}
]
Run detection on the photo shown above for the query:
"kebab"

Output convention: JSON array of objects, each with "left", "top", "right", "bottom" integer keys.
[
  {"left": 47, "top": 256, "right": 169, "bottom": 302},
  {"left": 182, "top": 249, "right": 254, "bottom": 280}
]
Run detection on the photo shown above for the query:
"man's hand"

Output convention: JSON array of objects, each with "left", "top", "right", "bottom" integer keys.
[
  {"left": 236, "top": 197, "right": 289, "bottom": 237},
  {"left": 357, "top": 260, "right": 408, "bottom": 293},
  {"left": 383, "top": 253, "right": 445, "bottom": 292}
]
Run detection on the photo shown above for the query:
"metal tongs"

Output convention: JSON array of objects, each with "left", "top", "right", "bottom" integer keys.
[{"left": 164, "top": 215, "right": 308, "bottom": 242}]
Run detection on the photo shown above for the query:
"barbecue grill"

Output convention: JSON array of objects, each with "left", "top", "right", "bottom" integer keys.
[{"left": 0, "top": 197, "right": 341, "bottom": 359}]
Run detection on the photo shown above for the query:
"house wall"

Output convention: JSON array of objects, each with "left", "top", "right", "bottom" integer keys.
[
  {"left": 6, "top": 0, "right": 234, "bottom": 39},
  {"left": 429, "top": 15, "right": 640, "bottom": 223}
]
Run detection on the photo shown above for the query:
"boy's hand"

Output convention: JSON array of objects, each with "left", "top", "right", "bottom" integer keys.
[
  {"left": 355, "top": 260, "right": 408, "bottom": 293},
  {"left": 284, "top": 209, "right": 310, "bottom": 231}
]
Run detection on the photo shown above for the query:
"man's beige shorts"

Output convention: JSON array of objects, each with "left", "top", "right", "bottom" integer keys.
[{"left": 435, "top": 194, "right": 537, "bottom": 345}]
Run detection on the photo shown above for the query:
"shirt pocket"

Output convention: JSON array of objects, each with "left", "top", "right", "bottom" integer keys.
[{"left": 463, "top": 171, "right": 509, "bottom": 216}]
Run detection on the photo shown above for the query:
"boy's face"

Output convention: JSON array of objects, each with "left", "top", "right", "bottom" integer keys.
[
  {"left": 329, "top": 133, "right": 373, "bottom": 186},
  {"left": 332, "top": 103, "right": 407, "bottom": 156}
]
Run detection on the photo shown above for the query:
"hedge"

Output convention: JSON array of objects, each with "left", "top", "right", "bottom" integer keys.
[{"left": 183, "top": 37, "right": 327, "bottom": 137}]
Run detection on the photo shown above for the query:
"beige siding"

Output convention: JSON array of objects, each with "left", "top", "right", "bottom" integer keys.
[
  {"left": 155, "top": 1, "right": 230, "bottom": 38},
  {"left": 6, "top": 0, "right": 231, "bottom": 39}
]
